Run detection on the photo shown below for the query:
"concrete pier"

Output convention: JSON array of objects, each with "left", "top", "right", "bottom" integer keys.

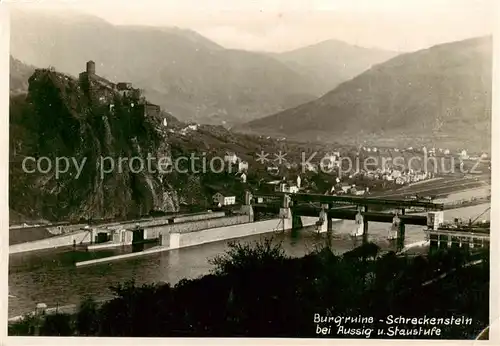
[
  {"left": 315, "top": 203, "right": 346, "bottom": 234},
  {"left": 351, "top": 209, "right": 364, "bottom": 237},
  {"left": 279, "top": 207, "right": 293, "bottom": 231},
  {"left": 363, "top": 206, "right": 369, "bottom": 235},
  {"left": 315, "top": 205, "right": 328, "bottom": 233},
  {"left": 277, "top": 193, "right": 293, "bottom": 232},
  {"left": 239, "top": 191, "right": 255, "bottom": 222},
  {"left": 388, "top": 214, "right": 400, "bottom": 240}
]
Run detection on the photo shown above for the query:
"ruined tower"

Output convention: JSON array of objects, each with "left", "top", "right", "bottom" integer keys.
[{"left": 86, "top": 60, "right": 96, "bottom": 75}]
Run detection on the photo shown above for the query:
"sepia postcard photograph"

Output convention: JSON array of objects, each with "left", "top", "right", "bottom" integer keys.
[{"left": 2, "top": 0, "right": 498, "bottom": 343}]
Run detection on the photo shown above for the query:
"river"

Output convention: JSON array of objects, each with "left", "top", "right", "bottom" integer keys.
[{"left": 8, "top": 201, "right": 490, "bottom": 318}]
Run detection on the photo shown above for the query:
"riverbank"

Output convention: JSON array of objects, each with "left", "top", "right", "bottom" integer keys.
[
  {"left": 8, "top": 241, "right": 489, "bottom": 338},
  {"left": 6, "top": 236, "right": 444, "bottom": 321}
]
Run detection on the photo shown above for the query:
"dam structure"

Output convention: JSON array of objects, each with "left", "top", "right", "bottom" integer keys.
[
  {"left": 74, "top": 190, "right": 451, "bottom": 266},
  {"left": 10, "top": 211, "right": 230, "bottom": 254},
  {"left": 11, "top": 190, "right": 486, "bottom": 267},
  {"left": 74, "top": 191, "right": 319, "bottom": 266}
]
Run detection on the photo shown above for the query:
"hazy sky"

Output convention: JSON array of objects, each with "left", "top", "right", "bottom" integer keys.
[{"left": 8, "top": 0, "right": 496, "bottom": 52}]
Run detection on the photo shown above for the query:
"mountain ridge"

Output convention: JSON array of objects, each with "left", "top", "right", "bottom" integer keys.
[
  {"left": 9, "top": 10, "right": 315, "bottom": 125},
  {"left": 10, "top": 10, "right": 397, "bottom": 126},
  {"left": 270, "top": 39, "right": 399, "bottom": 95},
  {"left": 241, "top": 36, "right": 492, "bottom": 152}
]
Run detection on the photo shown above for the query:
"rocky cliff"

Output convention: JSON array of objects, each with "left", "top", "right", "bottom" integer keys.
[{"left": 10, "top": 69, "right": 193, "bottom": 221}]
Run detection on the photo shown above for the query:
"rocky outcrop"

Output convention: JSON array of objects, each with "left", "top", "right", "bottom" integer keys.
[{"left": 10, "top": 69, "right": 185, "bottom": 221}]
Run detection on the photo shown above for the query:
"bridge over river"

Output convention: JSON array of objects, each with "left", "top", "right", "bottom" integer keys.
[
  {"left": 252, "top": 191, "right": 489, "bottom": 250},
  {"left": 253, "top": 194, "right": 489, "bottom": 220}
]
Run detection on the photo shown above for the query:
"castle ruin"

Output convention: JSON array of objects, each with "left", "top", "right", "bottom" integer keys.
[{"left": 78, "top": 60, "right": 160, "bottom": 118}]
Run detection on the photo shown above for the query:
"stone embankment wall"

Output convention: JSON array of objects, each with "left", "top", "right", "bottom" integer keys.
[
  {"left": 9, "top": 212, "right": 226, "bottom": 250},
  {"left": 9, "top": 227, "right": 55, "bottom": 245},
  {"left": 47, "top": 223, "right": 88, "bottom": 235},
  {"left": 145, "top": 215, "right": 250, "bottom": 240},
  {"left": 9, "top": 231, "right": 91, "bottom": 254},
  {"left": 105, "top": 212, "right": 226, "bottom": 231},
  {"left": 45, "top": 212, "right": 226, "bottom": 234}
]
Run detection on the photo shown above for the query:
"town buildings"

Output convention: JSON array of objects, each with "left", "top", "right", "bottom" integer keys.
[
  {"left": 224, "top": 152, "right": 239, "bottom": 165},
  {"left": 212, "top": 192, "right": 236, "bottom": 206},
  {"left": 238, "top": 161, "right": 249, "bottom": 173},
  {"left": 275, "top": 181, "right": 299, "bottom": 194},
  {"left": 240, "top": 172, "right": 247, "bottom": 183}
]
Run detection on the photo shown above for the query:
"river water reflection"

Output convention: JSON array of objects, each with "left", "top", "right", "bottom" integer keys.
[{"left": 8, "top": 203, "right": 490, "bottom": 318}]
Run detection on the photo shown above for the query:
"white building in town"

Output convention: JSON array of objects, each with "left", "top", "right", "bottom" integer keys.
[
  {"left": 320, "top": 153, "right": 338, "bottom": 171},
  {"left": 212, "top": 192, "right": 236, "bottom": 206},
  {"left": 238, "top": 161, "right": 249, "bottom": 172},
  {"left": 302, "top": 162, "right": 316, "bottom": 172},
  {"left": 267, "top": 166, "right": 279, "bottom": 174},
  {"left": 395, "top": 177, "right": 405, "bottom": 185},
  {"left": 275, "top": 182, "right": 299, "bottom": 194},
  {"left": 341, "top": 184, "right": 351, "bottom": 194},
  {"left": 240, "top": 172, "right": 247, "bottom": 183},
  {"left": 224, "top": 152, "right": 239, "bottom": 164}
]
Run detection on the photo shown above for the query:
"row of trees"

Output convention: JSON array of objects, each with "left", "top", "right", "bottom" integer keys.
[{"left": 9, "top": 240, "right": 489, "bottom": 338}]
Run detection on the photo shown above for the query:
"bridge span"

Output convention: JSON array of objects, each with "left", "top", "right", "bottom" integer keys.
[
  {"left": 255, "top": 192, "right": 444, "bottom": 210},
  {"left": 249, "top": 191, "right": 487, "bottom": 251}
]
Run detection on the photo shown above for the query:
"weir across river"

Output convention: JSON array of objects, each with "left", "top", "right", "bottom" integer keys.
[{"left": 251, "top": 191, "right": 487, "bottom": 250}]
